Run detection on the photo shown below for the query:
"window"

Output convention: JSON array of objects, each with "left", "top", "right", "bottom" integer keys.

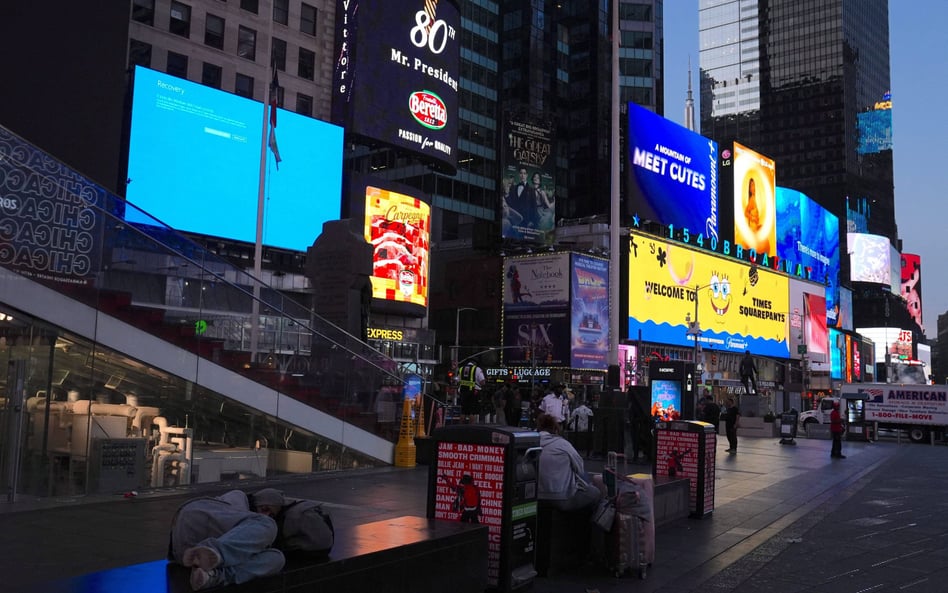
[
  {"left": 298, "top": 47, "right": 315, "bottom": 80},
  {"left": 238, "top": 25, "right": 256, "bottom": 61},
  {"left": 129, "top": 39, "right": 152, "bottom": 68},
  {"left": 202, "top": 62, "right": 222, "bottom": 88},
  {"left": 167, "top": 51, "right": 188, "bottom": 78},
  {"left": 204, "top": 14, "right": 224, "bottom": 49},
  {"left": 169, "top": 2, "right": 191, "bottom": 37},
  {"left": 272, "top": 38, "right": 287, "bottom": 71},
  {"left": 273, "top": 0, "right": 288, "bottom": 25},
  {"left": 300, "top": 3, "right": 317, "bottom": 36},
  {"left": 240, "top": 0, "right": 259, "bottom": 14},
  {"left": 132, "top": 0, "right": 155, "bottom": 25},
  {"left": 296, "top": 93, "right": 313, "bottom": 117},
  {"left": 235, "top": 73, "right": 254, "bottom": 98}
]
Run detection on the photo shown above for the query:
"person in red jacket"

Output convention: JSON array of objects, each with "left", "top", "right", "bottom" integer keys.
[{"left": 830, "top": 401, "right": 846, "bottom": 459}]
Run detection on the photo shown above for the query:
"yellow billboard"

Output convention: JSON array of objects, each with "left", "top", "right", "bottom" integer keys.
[
  {"left": 364, "top": 186, "right": 431, "bottom": 307},
  {"left": 628, "top": 230, "right": 789, "bottom": 356},
  {"left": 733, "top": 142, "right": 776, "bottom": 257}
]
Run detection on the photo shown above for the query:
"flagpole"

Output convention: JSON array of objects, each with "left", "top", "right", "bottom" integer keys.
[{"left": 250, "top": 14, "right": 275, "bottom": 363}]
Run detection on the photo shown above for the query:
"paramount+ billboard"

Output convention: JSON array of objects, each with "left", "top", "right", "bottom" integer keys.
[
  {"left": 626, "top": 103, "right": 718, "bottom": 239},
  {"left": 628, "top": 230, "right": 789, "bottom": 357},
  {"left": 332, "top": 0, "right": 460, "bottom": 174}
]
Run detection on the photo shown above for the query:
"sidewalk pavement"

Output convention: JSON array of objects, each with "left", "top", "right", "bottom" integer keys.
[{"left": 2, "top": 432, "right": 947, "bottom": 593}]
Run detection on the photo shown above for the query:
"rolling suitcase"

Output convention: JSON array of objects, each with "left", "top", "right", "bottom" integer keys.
[{"left": 607, "top": 474, "right": 653, "bottom": 578}]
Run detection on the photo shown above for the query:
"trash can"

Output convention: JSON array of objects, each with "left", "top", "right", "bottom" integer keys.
[
  {"left": 779, "top": 409, "right": 799, "bottom": 445},
  {"left": 653, "top": 420, "right": 716, "bottom": 518},
  {"left": 427, "top": 425, "right": 542, "bottom": 592}
]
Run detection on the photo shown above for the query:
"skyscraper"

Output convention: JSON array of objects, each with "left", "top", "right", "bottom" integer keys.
[{"left": 699, "top": 0, "right": 896, "bottom": 250}]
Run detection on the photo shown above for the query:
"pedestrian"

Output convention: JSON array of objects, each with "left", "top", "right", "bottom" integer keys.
[
  {"left": 724, "top": 397, "right": 741, "bottom": 453},
  {"left": 830, "top": 401, "right": 847, "bottom": 458},
  {"left": 703, "top": 394, "right": 721, "bottom": 434},
  {"left": 458, "top": 359, "right": 485, "bottom": 423},
  {"left": 168, "top": 488, "right": 287, "bottom": 590},
  {"left": 537, "top": 413, "right": 601, "bottom": 512},
  {"left": 539, "top": 384, "right": 566, "bottom": 424}
]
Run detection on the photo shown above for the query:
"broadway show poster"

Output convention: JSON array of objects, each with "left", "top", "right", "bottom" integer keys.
[
  {"left": 570, "top": 254, "right": 608, "bottom": 370},
  {"left": 364, "top": 186, "right": 431, "bottom": 307},
  {"left": 503, "top": 253, "right": 569, "bottom": 309},
  {"left": 503, "top": 310, "right": 570, "bottom": 367},
  {"left": 500, "top": 117, "right": 555, "bottom": 243},
  {"left": 433, "top": 441, "right": 508, "bottom": 587},
  {"left": 733, "top": 142, "right": 776, "bottom": 257}
]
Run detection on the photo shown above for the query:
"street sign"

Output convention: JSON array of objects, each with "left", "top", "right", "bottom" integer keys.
[{"left": 797, "top": 345, "right": 807, "bottom": 355}]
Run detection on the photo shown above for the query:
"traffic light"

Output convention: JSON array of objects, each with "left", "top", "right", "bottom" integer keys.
[{"left": 447, "top": 371, "right": 455, "bottom": 385}]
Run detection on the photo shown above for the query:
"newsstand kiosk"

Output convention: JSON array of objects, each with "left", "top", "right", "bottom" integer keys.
[
  {"left": 427, "top": 425, "right": 541, "bottom": 592},
  {"left": 653, "top": 420, "right": 716, "bottom": 518}
]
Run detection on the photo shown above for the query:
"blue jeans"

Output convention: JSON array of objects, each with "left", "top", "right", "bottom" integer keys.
[{"left": 195, "top": 514, "right": 285, "bottom": 584}]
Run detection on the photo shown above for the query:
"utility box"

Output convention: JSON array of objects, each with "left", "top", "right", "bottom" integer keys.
[
  {"left": 427, "top": 425, "right": 541, "bottom": 592},
  {"left": 653, "top": 420, "right": 716, "bottom": 518}
]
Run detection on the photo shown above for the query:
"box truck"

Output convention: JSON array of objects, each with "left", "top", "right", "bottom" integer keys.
[{"left": 798, "top": 383, "right": 948, "bottom": 443}]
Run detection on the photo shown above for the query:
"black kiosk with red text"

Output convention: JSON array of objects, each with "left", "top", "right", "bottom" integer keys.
[{"left": 427, "top": 425, "right": 542, "bottom": 592}]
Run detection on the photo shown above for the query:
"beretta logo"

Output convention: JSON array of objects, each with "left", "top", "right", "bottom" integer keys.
[{"left": 409, "top": 90, "right": 447, "bottom": 130}]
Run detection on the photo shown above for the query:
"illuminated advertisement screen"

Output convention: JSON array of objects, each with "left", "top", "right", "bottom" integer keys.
[
  {"left": 848, "top": 233, "right": 892, "bottom": 286},
  {"left": 901, "top": 253, "right": 923, "bottom": 329},
  {"left": 364, "top": 186, "right": 430, "bottom": 307},
  {"left": 733, "top": 142, "right": 776, "bottom": 257},
  {"left": 331, "top": 0, "right": 460, "bottom": 173},
  {"left": 775, "top": 187, "right": 840, "bottom": 327},
  {"left": 626, "top": 103, "right": 718, "bottom": 236},
  {"left": 857, "top": 108, "right": 893, "bottom": 154},
  {"left": 788, "top": 278, "right": 828, "bottom": 361},
  {"left": 628, "top": 230, "right": 789, "bottom": 357},
  {"left": 805, "top": 292, "right": 828, "bottom": 356},
  {"left": 502, "top": 253, "right": 570, "bottom": 367},
  {"left": 829, "top": 329, "right": 844, "bottom": 380},
  {"left": 838, "top": 286, "right": 853, "bottom": 331},
  {"left": 651, "top": 380, "right": 682, "bottom": 421},
  {"left": 570, "top": 254, "right": 609, "bottom": 370},
  {"left": 127, "top": 66, "right": 343, "bottom": 251},
  {"left": 502, "top": 311, "right": 570, "bottom": 367},
  {"left": 501, "top": 116, "right": 555, "bottom": 243},
  {"left": 889, "top": 244, "right": 901, "bottom": 296}
]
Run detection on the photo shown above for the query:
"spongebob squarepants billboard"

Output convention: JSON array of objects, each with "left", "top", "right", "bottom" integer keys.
[{"left": 628, "top": 230, "right": 789, "bottom": 357}]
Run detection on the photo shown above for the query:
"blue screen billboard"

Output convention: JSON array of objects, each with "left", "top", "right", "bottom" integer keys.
[
  {"left": 775, "top": 187, "right": 840, "bottom": 327},
  {"left": 626, "top": 103, "right": 718, "bottom": 239},
  {"left": 126, "top": 66, "right": 344, "bottom": 252}
]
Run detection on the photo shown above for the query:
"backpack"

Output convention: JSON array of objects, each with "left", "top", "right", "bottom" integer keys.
[{"left": 278, "top": 498, "right": 335, "bottom": 557}]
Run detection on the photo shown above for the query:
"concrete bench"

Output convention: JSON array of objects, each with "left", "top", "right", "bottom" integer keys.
[{"left": 34, "top": 516, "right": 488, "bottom": 593}]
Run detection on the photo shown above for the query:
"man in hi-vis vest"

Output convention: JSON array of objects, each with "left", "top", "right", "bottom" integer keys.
[{"left": 458, "top": 360, "right": 485, "bottom": 423}]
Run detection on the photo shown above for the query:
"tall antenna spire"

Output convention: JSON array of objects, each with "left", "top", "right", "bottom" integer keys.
[{"left": 685, "top": 56, "right": 696, "bottom": 131}]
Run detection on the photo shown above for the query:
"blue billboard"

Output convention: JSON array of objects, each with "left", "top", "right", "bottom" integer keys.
[
  {"left": 775, "top": 187, "right": 841, "bottom": 327},
  {"left": 626, "top": 103, "right": 719, "bottom": 240},
  {"left": 127, "top": 66, "right": 344, "bottom": 252}
]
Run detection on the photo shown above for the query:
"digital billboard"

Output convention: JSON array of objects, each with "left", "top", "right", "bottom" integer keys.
[
  {"left": 363, "top": 185, "right": 430, "bottom": 308},
  {"left": 787, "top": 278, "right": 829, "bottom": 362},
  {"left": 332, "top": 0, "right": 460, "bottom": 173},
  {"left": 848, "top": 233, "right": 893, "bottom": 286},
  {"left": 626, "top": 103, "right": 718, "bottom": 238},
  {"left": 857, "top": 92, "right": 893, "bottom": 155},
  {"left": 733, "top": 142, "right": 776, "bottom": 257},
  {"left": 570, "top": 254, "right": 609, "bottom": 370},
  {"left": 501, "top": 116, "right": 555, "bottom": 243},
  {"left": 502, "top": 253, "right": 571, "bottom": 367},
  {"left": 503, "top": 253, "right": 570, "bottom": 309},
  {"left": 126, "top": 66, "right": 344, "bottom": 252},
  {"left": 775, "top": 187, "right": 840, "bottom": 326},
  {"left": 628, "top": 230, "right": 789, "bottom": 357},
  {"left": 901, "top": 253, "right": 922, "bottom": 329}
]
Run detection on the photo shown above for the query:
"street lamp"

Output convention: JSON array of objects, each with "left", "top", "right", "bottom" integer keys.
[{"left": 453, "top": 307, "right": 476, "bottom": 364}]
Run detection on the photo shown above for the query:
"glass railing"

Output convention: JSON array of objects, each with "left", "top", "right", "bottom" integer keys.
[{"left": 0, "top": 123, "right": 413, "bottom": 480}]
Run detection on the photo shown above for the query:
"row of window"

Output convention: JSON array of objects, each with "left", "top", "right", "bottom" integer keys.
[
  {"left": 129, "top": 39, "right": 314, "bottom": 116},
  {"left": 133, "top": 0, "right": 317, "bottom": 36}
]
